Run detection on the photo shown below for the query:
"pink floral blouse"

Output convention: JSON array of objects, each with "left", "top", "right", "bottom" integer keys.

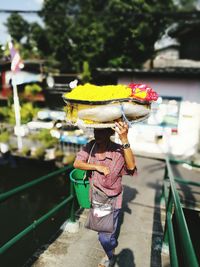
[{"left": 75, "top": 140, "right": 136, "bottom": 209}]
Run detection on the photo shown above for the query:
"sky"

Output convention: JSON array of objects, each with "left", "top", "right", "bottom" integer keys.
[{"left": 0, "top": 0, "right": 44, "bottom": 44}]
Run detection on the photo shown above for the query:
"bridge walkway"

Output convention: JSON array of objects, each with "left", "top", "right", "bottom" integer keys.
[{"left": 32, "top": 157, "right": 170, "bottom": 267}]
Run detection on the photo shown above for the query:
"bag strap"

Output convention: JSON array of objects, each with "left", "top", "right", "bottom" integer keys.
[
  {"left": 87, "top": 141, "right": 96, "bottom": 164},
  {"left": 83, "top": 142, "right": 96, "bottom": 181}
]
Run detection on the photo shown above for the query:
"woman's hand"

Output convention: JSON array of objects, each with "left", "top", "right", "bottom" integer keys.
[
  {"left": 95, "top": 165, "right": 110, "bottom": 176},
  {"left": 114, "top": 120, "right": 136, "bottom": 171},
  {"left": 114, "top": 120, "right": 129, "bottom": 143},
  {"left": 74, "top": 160, "right": 110, "bottom": 176}
]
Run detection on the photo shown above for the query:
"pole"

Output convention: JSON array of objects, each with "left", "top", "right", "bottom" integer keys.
[{"left": 12, "top": 74, "right": 22, "bottom": 150}]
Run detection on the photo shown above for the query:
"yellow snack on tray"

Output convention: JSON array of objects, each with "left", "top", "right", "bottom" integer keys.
[
  {"left": 134, "top": 88, "right": 147, "bottom": 99},
  {"left": 64, "top": 83, "right": 131, "bottom": 101}
]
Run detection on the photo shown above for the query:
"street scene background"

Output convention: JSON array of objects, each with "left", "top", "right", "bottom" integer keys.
[{"left": 0, "top": 0, "right": 200, "bottom": 267}]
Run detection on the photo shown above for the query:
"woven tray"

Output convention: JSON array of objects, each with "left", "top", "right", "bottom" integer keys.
[{"left": 65, "top": 114, "right": 150, "bottom": 128}]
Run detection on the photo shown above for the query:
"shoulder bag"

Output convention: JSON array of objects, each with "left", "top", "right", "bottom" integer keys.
[{"left": 84, "top": 148, "right": 116, "bottom": 233}]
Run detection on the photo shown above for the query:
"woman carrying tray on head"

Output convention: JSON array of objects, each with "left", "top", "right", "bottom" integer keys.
[{"left": 73, "top": 120, "right": 137, "bottom": 267}]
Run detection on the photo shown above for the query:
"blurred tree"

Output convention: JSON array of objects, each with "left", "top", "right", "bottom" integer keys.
[
  {"left": 20, "top": 103, "right": 39, "bottom": 124},
  {"left": 5, "top": 14, "right": 50, "bottom": 59},
  {"left": 5, "top": 0, "right": 177, "bottom": 72},
  {"left": 5, "top": 13, "right": 30, "bottom": 43},
  {"left": 81, "top": 61, "right": 92, "bottom": 83},
  {"left": 2, "top": 103, "right": 39, "bottom": 125},
  {"left": 0, "top": 131, "right": 9, "bottom": 143},
  {"left": 175, "top": 0, "right": 197, "bottom": 10},
  {"left": 24, "top": 84, "right": 42, "bottom": 96},
  {"left": 40, "top": 0, "right": 76, "bottom": 71},
  {"left": 34, "top": 129, "right": 58, "bottom": 148},
  {"left": 28, "top": 22, "right": 52, "bottom": 57},
  {"left": 40, "top": 0, "right": 175, "bottom": 71},
  {"left": 0, "top": 45, "right": 4, "bottom": 59},
  {"left": 100, "top": 0, "right": 175, "bottom": 68}
]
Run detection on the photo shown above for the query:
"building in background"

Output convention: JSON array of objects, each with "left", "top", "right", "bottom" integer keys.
[
  {"left": 0, "top": 60, "right": 45, "bottom": 104},
  {"left": 96, "top": 22, "right": 200, "bottom": 157}
]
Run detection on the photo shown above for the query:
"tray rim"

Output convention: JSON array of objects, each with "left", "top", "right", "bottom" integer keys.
[
  {"left": 62, "top": 95, "right": 150, "bottom": 105},
  {"left": 65, "top": 114, "right": 150, "bottom": 129}
]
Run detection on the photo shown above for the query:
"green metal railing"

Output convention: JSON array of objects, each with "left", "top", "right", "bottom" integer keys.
[
  {"left": 136, "top": 153, "right": 200, "bottom": 168},
  {"left": 0, "top": 165, "right": 75, "bottom": 255},
  {"left": 163, "top": 157, "right": 199, "bottom": 267}
]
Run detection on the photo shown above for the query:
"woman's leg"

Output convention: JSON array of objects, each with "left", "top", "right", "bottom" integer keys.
[{"left": 98, "top": 209, "right": 121, "bottom": 259}]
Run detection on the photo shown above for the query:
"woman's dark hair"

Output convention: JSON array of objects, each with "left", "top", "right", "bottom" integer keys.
[{"left": 94, "top": 128, "right": 115, "bottom": 136}]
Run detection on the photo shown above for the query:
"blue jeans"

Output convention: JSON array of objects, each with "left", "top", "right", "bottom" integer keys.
[{"left": 98, "top": 209, "right": 121, "bottom": 259}]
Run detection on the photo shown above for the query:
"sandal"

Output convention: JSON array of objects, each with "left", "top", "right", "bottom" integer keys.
[
  {"left": 98, "top": 261, "right": 109, "bottom": 267},
  {"left": 98, "top": 256, "right": 110, "bottom": 267},
  {"left": 98, "top": 255, "right": 116, "bottom": 267}
]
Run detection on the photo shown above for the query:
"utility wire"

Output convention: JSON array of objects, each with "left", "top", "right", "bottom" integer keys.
[
  {"left": 0, "top": 10, "right": 40, "bottom": 14},
  {"left": 0, "top": 9, "right": 200, "bottom": 19}
]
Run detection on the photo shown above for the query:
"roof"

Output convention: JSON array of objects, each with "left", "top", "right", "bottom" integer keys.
[
  {"left": 96, "top": 67, "right": 200, "bottom": 78},
  {"left": 168, "top": 21, "right": 200, "bottom": 38},
  {"left": 0, "top": 60, "right": 44, "bottom": 73},
  {"left": 154, "top": 35, "right": 180, "bottom": 51}
]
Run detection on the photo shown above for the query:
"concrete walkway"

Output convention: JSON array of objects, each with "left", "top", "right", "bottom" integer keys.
[{"left": 32, "top": 157, "right": 169, "bottom": 267}]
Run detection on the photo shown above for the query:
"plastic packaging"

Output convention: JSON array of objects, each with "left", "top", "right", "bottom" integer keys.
[{"left": 78, "top": 102, "right": 150, "bottom": 122}]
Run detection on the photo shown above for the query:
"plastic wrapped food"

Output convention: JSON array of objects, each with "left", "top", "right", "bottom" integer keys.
[{"left": 78, "top": 102, "right": 150, "bottom": 122}]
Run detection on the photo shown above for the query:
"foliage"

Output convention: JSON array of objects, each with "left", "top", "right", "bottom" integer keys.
[
  {"left": 63, "top": 154, "right": 76, "bottom": 165},
  {"left": 12, "top": 103, "right": 38, "bottom": 125},
  {"left": 0, "top": 103, "right": 39, "bottom": 125},
  {"left": 24, "top": 84, "right": 42, "bottom": 96},
  {"left": 6, "top": 0, "right": 178, "bottom": 72},
  {"left": 55, "top": 149, "right": 64, "bottom": 159},
  {"left": 34, "top": 129, "right": 58, "bottom": 148},
  {"left": 40, "top": 0, "right": 176, "bottom": 71},
  {"left": 28, "top": 133, "right": 39, "bottom": 142},
  {"left": 81, "top": 61, "right": 92, "bottom": 84},
  {"left": 20, "top": 103, "right": 39, "bottom": 124},
  {"left": 0, "top": 131, "right": 10, "bottom": 143},
  {"left": 5, "top": 13, "right": 30, "bottom": 43},
  {"left": 175, "top": 0, "right": 197, "bottom": 11},
  {"left": 0, "top": 107, "right": 10, "bottom": 121},
  {"left": 29, "top": 22, "right": 51, "bottom": 55},
  {"left": 32, "top": 146, "right": 46, "bottom": 159},
  {"left": 0, "top": 106, "right": 15, "bottom": 125},
  {"left": 21, "top": 146, "right": 31, "bottom": 157},
  {"left": 9, "top": 143, "right": 18, "bottom": 152},
  {"left": 0, "top": 45, "right": 5, "bottom": 59}
]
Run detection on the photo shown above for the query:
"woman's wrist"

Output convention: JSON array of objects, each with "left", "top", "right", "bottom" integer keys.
[{"left": 120, "top": 137, "right": 129, "bottom": 144}]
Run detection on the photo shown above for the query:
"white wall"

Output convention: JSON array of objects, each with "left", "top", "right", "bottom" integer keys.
[
  {"left": 118, "top": 74, "right": 200, "bottom": 156},
  {"left": 118, "top": 75, "right": 200, "bottom": 103}
]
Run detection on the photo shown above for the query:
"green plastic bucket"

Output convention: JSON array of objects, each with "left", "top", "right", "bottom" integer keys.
[{"left": 70, "top": 169, "right": 91, "bottom": 209}]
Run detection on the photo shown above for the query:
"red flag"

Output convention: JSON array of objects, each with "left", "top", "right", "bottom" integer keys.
[{"left": 8, "top": 41, "right": 24, "bottom": 72}]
